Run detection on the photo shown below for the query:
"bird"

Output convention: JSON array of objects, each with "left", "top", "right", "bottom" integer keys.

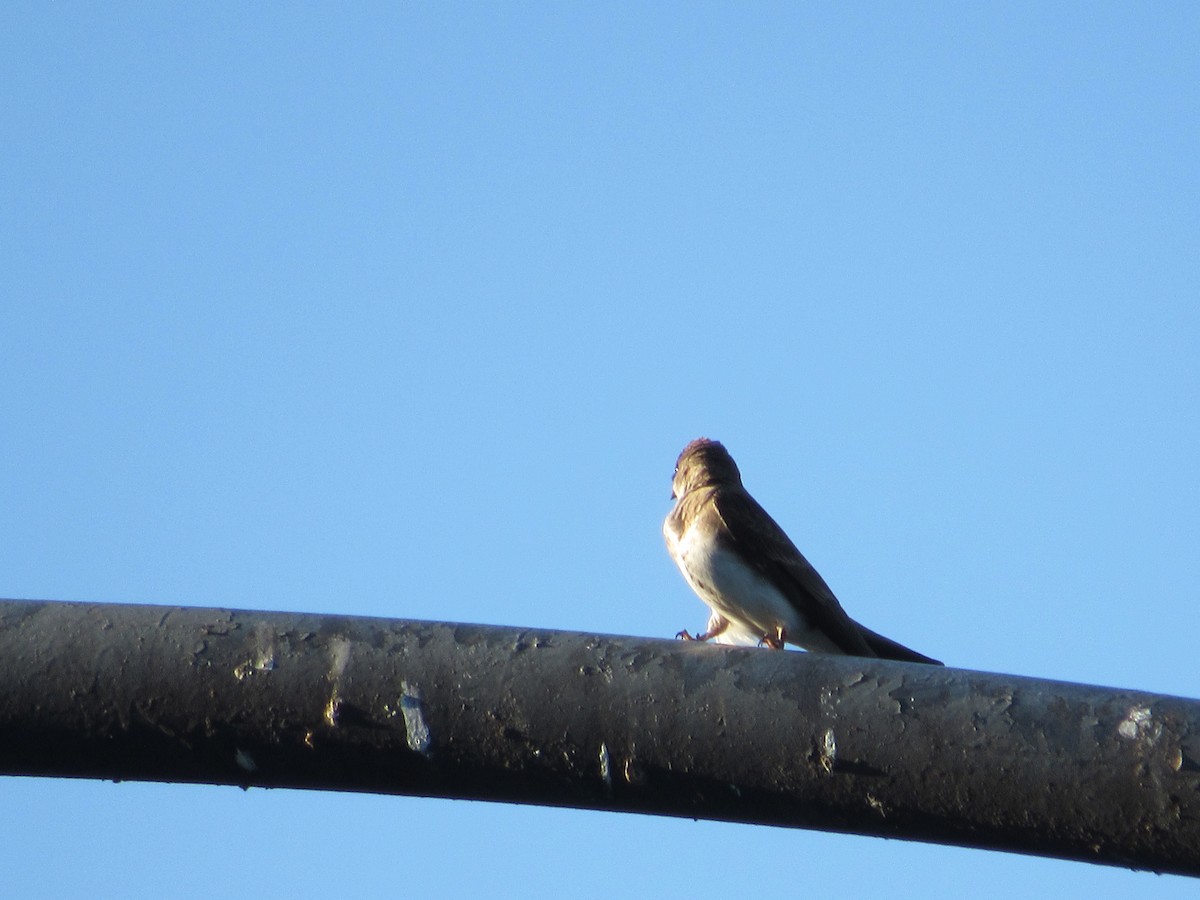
[{"left": 663, "top": 437, "right": 942, "bottom": 665}]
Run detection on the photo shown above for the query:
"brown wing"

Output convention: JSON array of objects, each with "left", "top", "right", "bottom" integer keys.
[{"left": 711, "top": 487, "right": 875, "bottom": 656}]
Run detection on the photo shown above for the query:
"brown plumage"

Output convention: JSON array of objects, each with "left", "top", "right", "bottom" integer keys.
[{"left": 664, "top": 438, "right": 942, "bottom": 665}]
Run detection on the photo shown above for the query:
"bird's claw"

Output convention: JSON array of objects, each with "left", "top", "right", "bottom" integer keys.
[{"left": 758, "top": 626, "right": 787, "bottom": 650}]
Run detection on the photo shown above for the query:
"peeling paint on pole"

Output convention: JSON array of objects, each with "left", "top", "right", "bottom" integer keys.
[{"left": 399, "top": 681, "right": 432, "bottom": 757}]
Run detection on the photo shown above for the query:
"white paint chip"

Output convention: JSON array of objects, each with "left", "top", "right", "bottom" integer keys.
[
  {"left": 819, "top": 727, "right": 837, "bottom": 773},
  {"left": 1118, "top": 706, "right": 1160, "bottom": 742},
  {"left": 400, "top": 681, "right": 432, "bottom": 756},
  {"left": 232, "top": 626, "right": 279, "bottom": 679},
  {"left": 599, "top": 742, "right": 612, "bottom": 790},
  {"left": 329, "top": 637, "right": 351, "bottom": 680}
]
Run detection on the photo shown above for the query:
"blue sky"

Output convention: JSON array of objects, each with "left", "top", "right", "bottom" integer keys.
[{"left": 2, "top": 3, "right": 1197, "bottom": 897}]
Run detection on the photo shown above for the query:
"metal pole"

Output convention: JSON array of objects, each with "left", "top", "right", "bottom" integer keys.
[{"left": 0, "top": 599, "right": 1196, "bottom": 876}]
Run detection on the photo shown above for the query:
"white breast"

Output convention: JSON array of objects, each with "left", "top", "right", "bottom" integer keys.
[{"left": 669, "top": 523, "right": 804, "bottom": 646}]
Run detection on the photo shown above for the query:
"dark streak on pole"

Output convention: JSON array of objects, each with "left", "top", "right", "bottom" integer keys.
[{"left": 0, "top": 599, "right": 1197, "bottom": 876}]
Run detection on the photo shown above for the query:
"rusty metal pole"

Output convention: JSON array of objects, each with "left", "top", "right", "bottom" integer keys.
[{"left": 0, "top": 598, "right": 1197, "bottom": 876}]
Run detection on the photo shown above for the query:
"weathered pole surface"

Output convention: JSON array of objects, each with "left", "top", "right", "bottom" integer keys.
[{"left": 0, "top": 598, "right": 1197, "bottom": 876}]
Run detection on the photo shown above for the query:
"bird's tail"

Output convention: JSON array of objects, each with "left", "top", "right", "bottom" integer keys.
[{"left": 854, "top": 622, "right": 943, "bottom": 666}]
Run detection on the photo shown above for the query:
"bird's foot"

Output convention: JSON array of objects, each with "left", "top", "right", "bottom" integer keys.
[
  {"left": 676, "top": 629, "right": 712, "bottom": 642},
  {"left": 758, "top": 626, "right": 787, "bottom": 650}
]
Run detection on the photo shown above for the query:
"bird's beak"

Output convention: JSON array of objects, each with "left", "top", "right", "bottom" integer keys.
[{"left": 669, "top": 490, "right": 677, "bottom": 500}]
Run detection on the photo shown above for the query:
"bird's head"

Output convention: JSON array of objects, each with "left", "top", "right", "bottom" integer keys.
[{"left": 671, "top": 437, "right": 742, "bottom": 499}]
